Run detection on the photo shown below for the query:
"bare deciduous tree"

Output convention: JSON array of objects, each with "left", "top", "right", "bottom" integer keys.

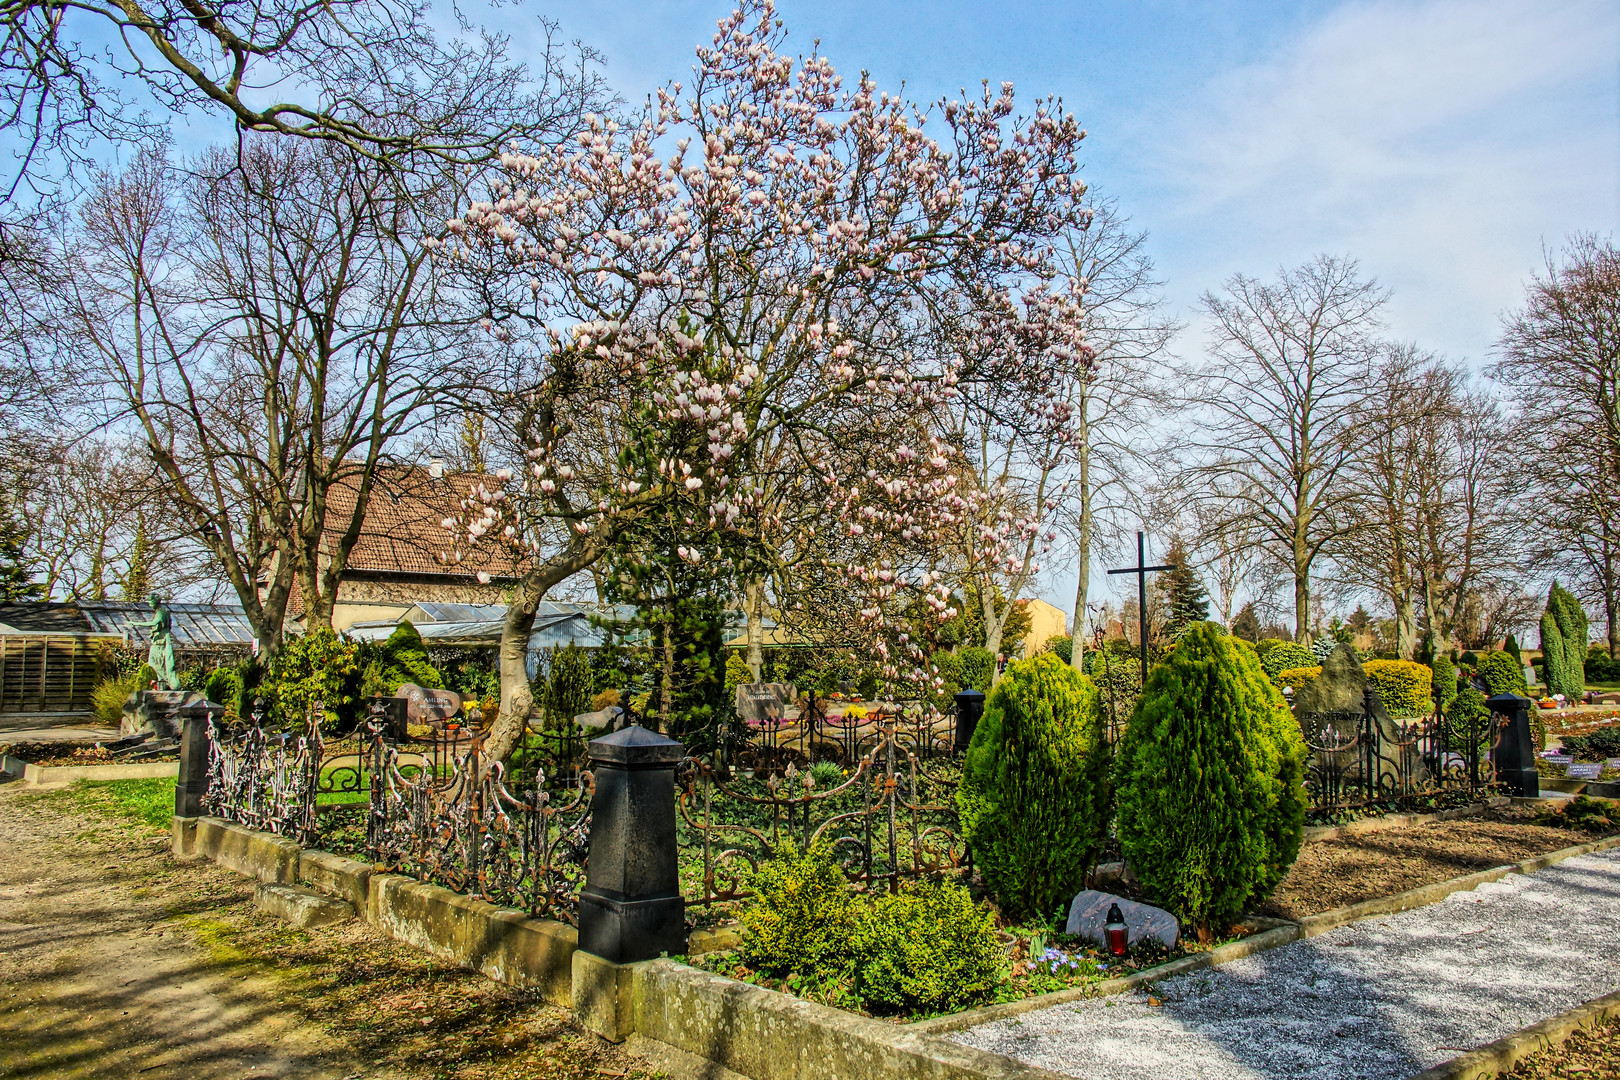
[
  {"left": 1182, "top": 255, "right": 1385, "bottom": 642},
  {"left": 1494, "top": 235, "right": 1620, "bottom": 656}
]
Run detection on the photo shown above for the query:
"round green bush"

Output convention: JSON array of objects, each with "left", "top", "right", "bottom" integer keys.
[
  {"left": 956, "top": 646, "right": 995, "bottom": 694},
  {"left": 853, "top": 879, "right": 1005, "bottom": 1014},
  {"left": 739, "top": 841, "right": 860, "bottom": 976},
  {"left": 1045, "top": 635, "right": 1074, "bottom": 665},
  {"left": 1476, "top": 651, "right": 1528, "bottom": 698},
  {"left": 1361, "top": 659, "right": 1434, "bottom": 718},
  {"left": 1114, "top": 622, "right": 1307, "bottom": 940},
  {"left": 957, "top": 653, "right": 1112, "bottom": 922},
  {"left": 1260, "top": 641, "right": 1314, "bottom": 683}
]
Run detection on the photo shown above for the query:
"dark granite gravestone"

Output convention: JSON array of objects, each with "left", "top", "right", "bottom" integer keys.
[
  {"left": 954, "top": 688, "right": 986, "bottom": 753},
  {"left": 395, "top": 684, "right": 462, "bottom": 725},
  {"left": 1291, "top": 643, "right": 1429, "bottom": 787},
  {"left": 1486, "top": 692, "right": 1539, "bottom": 797}
]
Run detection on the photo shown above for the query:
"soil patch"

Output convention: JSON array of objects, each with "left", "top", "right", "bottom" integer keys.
[
  {"left": 1499, "top": 1013, "right": 1620, "bottom": 1079},
  {"left": 1258, "top": 804, "right": 1600, "bottom": 920},
  {"left": 0, "top": 780, "right": 664, "bottom": 1079}
]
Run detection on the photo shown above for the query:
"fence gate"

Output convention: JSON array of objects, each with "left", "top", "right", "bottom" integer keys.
[{"left": 0, "top": 635, "right": 106, "bottom": 714}]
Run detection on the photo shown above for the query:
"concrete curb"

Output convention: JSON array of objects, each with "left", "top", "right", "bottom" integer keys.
[
  {"left": 1297, "top": 831, "right": 1620, "bottom": 937},
  {"left": 1405, "top": 988, "right": 1620, "bottom": 1080},
  {"left": 1539, "top": 776, "right": 1620, "bottom": 799},
  {"left": 914, "top": 832, "right": 1620, "bottom": 1037},
  {"left": 908, "top": 924, "right": 1304, "bottom": 1035},
  {"left": 1301, "top": 797, "right": 1507, "bottom": 844},
  {"left": 23, "top": 760, "right": 178, "bottom": 785}
]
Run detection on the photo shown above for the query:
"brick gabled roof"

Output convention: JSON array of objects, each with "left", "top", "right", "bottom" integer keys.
[{"left": 322, "top": 464, "right": 526, "bottom": 581}]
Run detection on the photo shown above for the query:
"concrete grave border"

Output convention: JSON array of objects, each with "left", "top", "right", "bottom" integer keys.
[
  {"left": 174, "top": 812, "right": 1620, "bottom": 1080},
  {"left": 22, "top": 760, "right": 178, "bottom": 786},
  {"left": 1406, "top": 987, "right": 1620, "bottom": 1080}
]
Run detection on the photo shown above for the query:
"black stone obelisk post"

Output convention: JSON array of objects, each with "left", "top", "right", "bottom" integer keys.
[
  {"left": 953, "top": 688, "right": 986, "bottom": 754},
  {"left": 577, "top": 725, "right": 687, "bottom": 963},
  {"left": 1486, "top": 692, "right": 1540, "bottom": 798},
  {"left": 173, "top": 698, "right": 221, "bottom": 817}
]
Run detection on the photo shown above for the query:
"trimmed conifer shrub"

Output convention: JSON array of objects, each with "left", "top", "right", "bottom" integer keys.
[
  {"left": 1114, "top": 622, "right": 1307, "bottom": 941},
  {"left": 1260, "top": 641, "right": 1314, "bottom": 683},
  {"left": 1361, "top": 659, "right": 1434, "bottom": 717},
  {"left": 1430, "top": 654, "right": 1458, "bottom": 716},
  {"left": 1540, "top": 583, "right": 1589, "bottom": 700},
  {"left": 1476, "top": 651, "right": 1528, "bottom": 697},
  {"left": 957, "top": 652, "right": 1111, "bottom": 923}
]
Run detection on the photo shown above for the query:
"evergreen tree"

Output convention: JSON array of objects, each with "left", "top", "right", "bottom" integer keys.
[
  {"left": 1231, "top": 602, "right": 1262, "bottom": 642},
  {"left": 1503, "top": 634, "right": 1523, "bottom": 669},
  {"left": 1158, "top": 538, "right": 1209, "bottom": 638},
  {"left": 958, "top": 653, "right": 1112, "bottom": 922},
  {"left": 0, "top": 501, "right": 42, "bottom": 601},
  {"left": 121, "top": 520, "right": 152, "bottom": 601},
  {"left": 1540, "top": 582, "right": 1588, "bottom": 699},
  {"left": 1114, "top": 622, "right": 1306, "bottom": 941}
]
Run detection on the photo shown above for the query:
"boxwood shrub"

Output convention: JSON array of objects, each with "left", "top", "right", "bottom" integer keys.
[
  {"left": 1276, "top": 665, "right": 1321, "bottom": 692},
  {"left": 1361, "top": 659, "right": 1434, "bottom": 718},
  {"left": 956, "top": 646, "right": 995, "bottom": 694},
  {"left": 1115, "top": 622, "right": 1307, "bottom": 941},
  {"left": 1260, "top": 642, "right": 1314, "bottom": 683},
  {"left": 1476, "top": 651, "right": 1528, "bottom": 697},
  {"left": 958, "top": 653, "right": 1111, "bottom": 922}
]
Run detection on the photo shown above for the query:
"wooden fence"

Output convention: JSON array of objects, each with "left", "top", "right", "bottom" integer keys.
[{"left": 0, "top": 635, "right": 109, "bottom": 714}]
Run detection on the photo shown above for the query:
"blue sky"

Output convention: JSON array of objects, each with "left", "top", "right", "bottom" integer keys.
[
  {"left": 512, "top": 0, "right": 1618, "bottom": 369},
  {"left": 495, "top": 0, "right": 1617, "bottom": 619}
]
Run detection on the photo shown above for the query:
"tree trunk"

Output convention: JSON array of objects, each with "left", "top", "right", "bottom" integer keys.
[
  {"left": 983, "top": 587, "right": 1007, "bottom": 685},
  {"left": 485, "top": 537, "right": 608, "bottom": 763},
  {"left": 1293, "top": 568, "right": 1311, "bottom": 645},
  {"left": 745, "top": 577, "right": 764, "bottom": 681},
  {"left": 1071, "top": 433, "right": 1091, "bottom": 673},
  {"left": 1394, "top": 592, "right": 1416, "bottom": 660}
]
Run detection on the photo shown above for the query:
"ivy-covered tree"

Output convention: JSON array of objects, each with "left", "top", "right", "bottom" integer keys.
[
  {"left": 1540, "top": 582, "right": 1589, "bottom": 699},
  {"left": 0, "top": 500, "right": 43, "bottom": 600},
  {"left": 1114, "top": 622, "right": 1306, "bottom": 942}
]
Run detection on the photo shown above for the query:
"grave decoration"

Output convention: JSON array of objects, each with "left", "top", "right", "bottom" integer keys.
[{"left": 1065, "top": 889, "right": 1179, "bottom": 949}]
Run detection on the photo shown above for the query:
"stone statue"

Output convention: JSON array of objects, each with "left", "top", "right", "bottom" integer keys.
[{"left": 130, "top": 593, "right": 178, "bottom": 690}]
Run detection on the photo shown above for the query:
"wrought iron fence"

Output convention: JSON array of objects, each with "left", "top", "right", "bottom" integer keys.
[
  {"left": 1300, "top": 699, "right": 1501, "bottom": 814},
  {"left": 678, "top": 715, "right": 966, "bottom": 918},
  {"left": 363, "top": 728, "right": 594, "bottom": 924},
  {"left": 717, "top": 691, "right": 956, "bottom": 771},
  {"left": 203, "top": 701, "right": 324, "bottom": 845}
]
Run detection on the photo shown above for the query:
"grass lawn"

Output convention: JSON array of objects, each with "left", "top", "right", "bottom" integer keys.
[{"left": 29, "top": 777, "right": 176, "bottom": 830}]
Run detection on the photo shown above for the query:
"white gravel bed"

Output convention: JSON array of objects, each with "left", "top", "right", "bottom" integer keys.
[{"left": 953, "top": 848, "right": 1620, "bottom": 1080}]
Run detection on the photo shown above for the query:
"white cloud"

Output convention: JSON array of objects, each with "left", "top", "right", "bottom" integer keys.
[{"left": 1132, "top": 0, "right": 1620, "bottom": 360}]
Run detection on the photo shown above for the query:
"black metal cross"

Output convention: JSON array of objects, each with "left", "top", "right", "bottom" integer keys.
[{"left": 1106, "top": 531, "right": 1174, "bottom": 680}]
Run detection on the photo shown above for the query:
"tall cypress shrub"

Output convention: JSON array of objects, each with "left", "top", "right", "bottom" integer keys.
[
  {"left": 957, "top": 653, "right": 1111, "bottom": 923},
  {"left": 1540, "top": 583, "right": 1589, "bottom": 700},
  {"left": 1114, "top": 622, "right": 1307, "bottom": 941}
]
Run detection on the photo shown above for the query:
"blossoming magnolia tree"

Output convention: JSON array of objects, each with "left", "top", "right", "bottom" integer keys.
[{"left": 439, "top": 1, "right": 1092, "bottom": 757}]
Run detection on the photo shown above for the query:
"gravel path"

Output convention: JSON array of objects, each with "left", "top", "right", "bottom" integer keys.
[{"left": 954, "top": 847, "right": 1620, "bottom": 1080}]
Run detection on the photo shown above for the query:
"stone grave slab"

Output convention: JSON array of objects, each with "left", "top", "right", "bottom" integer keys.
[
  {"left": 1568, "top": 762, "right": 1603, "bottom": 780},
  {"left": 1065, "top": 889, "right": 1179, "bottom": 948}
]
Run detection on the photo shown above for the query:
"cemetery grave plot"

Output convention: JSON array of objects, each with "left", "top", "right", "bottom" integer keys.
[
  {"left": 1257, "top": 803, "right": 1607, "bottom": 920},
  {"left": 1499, "top": 1012, "right": 1620, "bottom": 1080},
  {"left": 0, "top": 738, "right": 179, "bottom": 766}
]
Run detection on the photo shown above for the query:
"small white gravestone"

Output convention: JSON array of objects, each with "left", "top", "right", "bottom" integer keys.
[
  {"left": 1542, "top": 754, "right": 1574, "bottom": 766},
  {"left": 1066, "top": 890, "right": 1179, "bottom": 949},
  {"left": 1567, "top": 762, "right": 1603, "bottom": 781},
  {"left": 1606, "top": 758, "right": 1620, "bottom": 770}
]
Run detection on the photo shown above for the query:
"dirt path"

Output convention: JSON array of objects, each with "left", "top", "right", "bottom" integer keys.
[
  {"left": 0, "top": 784, "right": 367, "bottom": 1078},
  {"left": 0, "top": 782, "right": 662, "bottom": 1080}
]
